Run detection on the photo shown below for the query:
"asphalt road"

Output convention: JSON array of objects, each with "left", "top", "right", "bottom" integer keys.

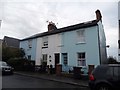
[{"left": 2, "top": 74, "right": 89, "bottom": 90}]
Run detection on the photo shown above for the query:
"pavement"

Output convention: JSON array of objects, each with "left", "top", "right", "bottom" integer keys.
[{"left": 14, "top": 71, "right": 89, "bottom": 87}]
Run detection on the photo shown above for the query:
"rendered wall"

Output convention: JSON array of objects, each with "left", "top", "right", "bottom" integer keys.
[
  {"left": 20, "top": 39, "right": 37, "bottom": 61},
  {"left": 61, "top": 26, "right": 100, "bottom": 72}
]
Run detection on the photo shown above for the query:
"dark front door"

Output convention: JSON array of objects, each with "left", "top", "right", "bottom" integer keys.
[{"left": 54, "top": 53, "right": 60, "bottom": 70}]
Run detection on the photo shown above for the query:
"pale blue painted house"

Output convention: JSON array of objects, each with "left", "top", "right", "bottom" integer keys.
[
  {"left": 20, "top": 38, "right": 37, "bottom": 61},
  {"left": 60, "top": 20, "right": 107, "bottom": 73}
]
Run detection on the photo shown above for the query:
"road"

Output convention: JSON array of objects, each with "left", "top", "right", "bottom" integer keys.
[{"left": 2, "top": 74, "right": 89, "bottom": 90}]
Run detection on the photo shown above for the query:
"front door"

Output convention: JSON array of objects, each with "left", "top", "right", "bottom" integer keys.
[{"left": 54, "top": 53, "right": 60, "bottom": 70}]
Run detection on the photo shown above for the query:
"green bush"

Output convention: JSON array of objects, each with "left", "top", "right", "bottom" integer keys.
[
  {"left": 2, "top": 46, "right": 25, "bottom": 62},
  {"left": 7, "top": 58, "right": 35, "bottom": 71}
]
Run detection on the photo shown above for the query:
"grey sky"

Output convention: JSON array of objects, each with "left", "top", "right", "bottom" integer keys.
[{"left": 0, "top": 0, "right": 119, "bottom": 59}]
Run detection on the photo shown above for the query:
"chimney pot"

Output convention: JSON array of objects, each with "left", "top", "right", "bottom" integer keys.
[
  {"left": 48, "top": 21, "right": 57, "bottom": 32},
  {"left": 95, "top": 9, "right": 102, "bottom": 22}
]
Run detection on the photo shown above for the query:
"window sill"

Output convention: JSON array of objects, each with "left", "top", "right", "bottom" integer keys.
[
  {"left": 42, "top": 46, "right": 48, "bottom": 49},
  {"left": 58, "top": 45, "right": 64, "bottom": 47},
  {"left": 27, "top": 48, "right": 31, "bottom": 51},
  {"left": 76, "top": 42, "right": 86, "bottom": 45},
  {"left": 77, "top": 66, "right": 86, "bottom": 67}
]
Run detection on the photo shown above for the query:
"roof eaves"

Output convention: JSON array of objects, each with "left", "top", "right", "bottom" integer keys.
[{"left": 20, "top": 20, "right": 98, "bottom": 41}]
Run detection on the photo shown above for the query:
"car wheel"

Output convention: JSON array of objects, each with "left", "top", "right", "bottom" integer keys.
[{"left": 96, "top": 84, "right": 111, "bottom": 90}]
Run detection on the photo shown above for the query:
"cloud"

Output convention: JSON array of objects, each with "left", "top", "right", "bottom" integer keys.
[
  {"left": 0, "top": 1, "right": 119, "bottom": 58},
  {"left": 1, "top": 0, "right": 119, "bottom": 3},
  {"left": 1, "top": 2, "right": 49, "bottom": 38}
]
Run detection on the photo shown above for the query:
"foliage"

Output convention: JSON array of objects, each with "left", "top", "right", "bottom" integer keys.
[
  {"left": 40, "top": 60, "right": 47, "bottom": 72},
  {"left": 7, "top": 58, "right": 35, "bottom": 71},
  {"left": 107, "top": 56, "right": 118, "bottom": 64},
  {"left": 2, "top": 46, "right": 25, "bottom": 62}
]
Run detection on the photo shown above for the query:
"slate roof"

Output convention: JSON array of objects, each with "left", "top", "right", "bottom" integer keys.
[
  {"left": 3, "top": 36, "right": 20, "bottom": 48},
  {"left": 21, "top": 20, "right": 98, "bottom": 41}
]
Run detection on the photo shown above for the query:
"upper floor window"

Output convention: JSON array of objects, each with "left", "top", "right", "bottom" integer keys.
[
  {"left": 28, "top": 40, "right": 32, "bottom": 48},
  {"left": 77, "top": 52, "right": 86, "bottom": 66},
  {"left": 76, "top": 29, "right": 85, "bottom": 43},
  {"left": 42, "top": 37, "right": 48, "bottom": 48}
]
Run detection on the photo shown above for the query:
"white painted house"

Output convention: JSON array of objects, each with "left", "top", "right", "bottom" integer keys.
[
  {"left": 35, "top": 33, "right": 62, "bottom": 66},
  {"left": 20, "top": 10, "right": 107, "bottom": 73}
]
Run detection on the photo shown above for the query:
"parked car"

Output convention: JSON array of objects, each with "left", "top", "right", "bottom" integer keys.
[
  {"left": 89, "top": 64, "right": 120, "bottom": 90},
  {"left": 0, "top": 61, "right": 14, "bottom": 75}
]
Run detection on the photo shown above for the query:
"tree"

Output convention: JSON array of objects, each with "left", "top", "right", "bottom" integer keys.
[
  {"left": 2, "top": 45, "right": 25, "bottom": 62},
  {"left": 7, "top": 58, "right": 35, "bottom": 71}
]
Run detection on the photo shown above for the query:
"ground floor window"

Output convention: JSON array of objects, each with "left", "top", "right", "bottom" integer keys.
[
  {"left": 42, "top": 54, "right": 47, "bottom": 62},
  {"left": 62, "top": 53, "right": 68, "bottom": 65},
  {"left": 28, "top": 55, "right": 31, "bottom": 60},
  {"left": 77, "top": 52, "right": 86, "bottom": 66}
]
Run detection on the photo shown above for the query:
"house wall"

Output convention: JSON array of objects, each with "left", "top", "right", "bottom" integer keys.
[
  {"left": 20, "top": 22, "right": 106, "bottom": 74},
  {"left": 20, "top": 39, "right": 37, "bottom": 61},
  {"left": 97, "top": 21, "right": 107, "bottom": 64},
  {"left": 35, "top": 38, "right": 42, "bottom": 65},
  {"left": 61, "top": 26, "right": 100, "bottom": 72},
  {"left": 35, "top": 33, "right": 61, "bottom": 66}
]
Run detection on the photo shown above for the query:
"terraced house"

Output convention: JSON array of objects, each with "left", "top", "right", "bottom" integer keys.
[{"left": 20, "top": 10, "right": 107, "bottom": 73}]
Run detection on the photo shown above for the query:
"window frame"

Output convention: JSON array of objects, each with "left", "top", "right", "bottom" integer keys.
[
  {"left": 77, "top": 52, "right": 86, "bottom": 66},
  {"left": 28, "top": 40, "right": 32, "bottom": 48},
  {"left": 42, "top": 37, "right": 48, "bottom": 48},
  {"left": 42, "top": 54, "right": 47, "bottom": 62},
  {"left": 62, "top": 53, "right": 68, "bottom": 65},
  {"left": 28, "top": 55, "right": 31, "bottom": 60},
  {"left": 76, "top": 29, "right": 85, "bottom": 43}
]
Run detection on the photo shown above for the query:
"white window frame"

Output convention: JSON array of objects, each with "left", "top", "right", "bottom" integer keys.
[
  {"left": 28, "top": 40, "right": 32, "bottom": 48},
  {"left": 77, "top": 52, "right": 86, "bottom": 66},
  {"left": 42, "top": 37, "right": 48, "bottom": 48},
  {"left": 28, "top": 55, "right": 31, "bottom": 60},
  {"left": 76, "top": 29, "right": 85, "bottom": 43},
  {"left": 42, "top": 54, "right": 47, "bottom": 62},
  {"left": 62, "top": 53, "right": 68, "bottom": 65}
]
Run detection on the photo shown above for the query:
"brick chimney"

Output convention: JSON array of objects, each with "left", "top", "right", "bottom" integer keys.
[
  {"left": 48, "top": 21, "right": 57, "bottom": 32},
  {"left": 95, "top": 9, "right": 102, "bottom": 22}
]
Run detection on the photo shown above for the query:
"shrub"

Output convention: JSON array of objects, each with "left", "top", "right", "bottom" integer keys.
[
  {"left": 2, "top": 47, "right": 25, "bottom": 62},
  {"left": 7, "top": 58, "right": 35, "bottom": 71}
]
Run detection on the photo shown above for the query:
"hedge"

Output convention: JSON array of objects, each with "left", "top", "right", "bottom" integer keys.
[{"left": 7, "top": 58, "right": 35, "bottom": 71}]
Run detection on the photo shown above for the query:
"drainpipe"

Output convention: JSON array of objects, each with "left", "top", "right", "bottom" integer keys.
[
  {"left": 95, "top": 10, "right": 102, "bottom": 65},
  {"left": 97, "top": 25, "right": 102, "bottom": 65}
]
